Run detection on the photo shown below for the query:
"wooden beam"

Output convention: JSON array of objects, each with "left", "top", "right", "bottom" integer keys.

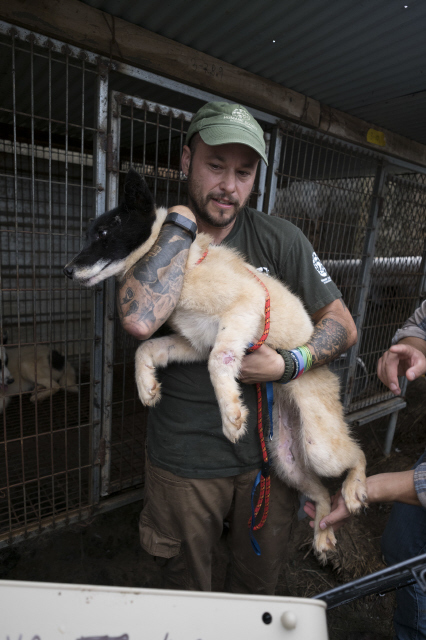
[{"left": 1, "top": 0, "right": 426, "bottom": 167}]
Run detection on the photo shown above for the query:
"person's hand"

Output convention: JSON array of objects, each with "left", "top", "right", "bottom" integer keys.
[
  {"left": 168, "top": 205, "right": 196, "bottom": 224},
  {"left": 377, "top": 344, "right": 426, "bottom": 395},
  {"left": 239, "top": 344, "right": 284, "bottom": 384},
  {"left": 303, "top": 490, "right": 351, "bottom": 532}
]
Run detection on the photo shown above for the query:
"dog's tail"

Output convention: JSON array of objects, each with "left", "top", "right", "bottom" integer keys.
[{"left": 59, "top": 361, "right": 79, "bottom": 393}]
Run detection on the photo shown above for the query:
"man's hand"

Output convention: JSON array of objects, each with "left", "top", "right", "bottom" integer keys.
[
  {"left": 239, "top": 344, "right": 284, "bottom": 384},
  {"left": 239, "top": 299, "right": 357, "bottom": 384},
  {"left": 304, "top": 490, "right": 351, "bottom": 533},
  {"left": 377, "top": 340, "right": 426, "bottom": 395}
]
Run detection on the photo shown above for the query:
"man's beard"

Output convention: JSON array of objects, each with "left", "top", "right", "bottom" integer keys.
[{"left": 187, "top": 169, "right": 248, "bottom": 228}]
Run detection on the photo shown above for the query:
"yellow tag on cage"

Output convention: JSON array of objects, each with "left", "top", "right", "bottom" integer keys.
[{"left": 367, "top": 129, "right": 386, "bottom": 146}]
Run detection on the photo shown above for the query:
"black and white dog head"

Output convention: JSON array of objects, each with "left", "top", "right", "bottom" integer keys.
[
  {"left": 0, "top": 332, "right": 14, "bottom": 393},
  {"left": 64, "top": 169, "right": 159, "bottom": 286}
]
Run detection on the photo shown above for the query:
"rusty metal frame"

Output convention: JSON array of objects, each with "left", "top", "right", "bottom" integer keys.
[
  {"left": 343, "top": 161, "right": 388, "bottom": 409},
  {"left": 90, "top": 61, "right": 109, "bottom": 504}
]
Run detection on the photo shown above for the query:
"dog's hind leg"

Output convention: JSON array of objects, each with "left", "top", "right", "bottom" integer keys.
[
  {"left": 341, "top": 452, "right": 368, "bottom": 514},
  {"left": 269, "top": 398, "right": 336, "bottom": 564},
  {"left": 135, "top": 334, "right": 207, "bottom": 406},
  {"left": 284, "top": 368, "right": 368, "bottom": 513}
]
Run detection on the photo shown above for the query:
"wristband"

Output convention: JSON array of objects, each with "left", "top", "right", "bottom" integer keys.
[
  {"left": 275, "top": 348, "right": 295, "bottom": 384},
  {"left": 290, "top": 348, "right": 305, "bottom": 379},
  {"left": 164, "top": 211, "right": 197, "bottom": 242},
  {"left": 276, "top": 345, "right": 313, "bottom": 384},
  {"left": 297, "top": 345, "right": 313, "bottom": 372}
]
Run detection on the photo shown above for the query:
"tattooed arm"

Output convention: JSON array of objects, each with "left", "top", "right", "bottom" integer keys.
[
  {"left": 307, "top": 298, "right": 357, "bottom": 368},
  {"left": 239, "top": 298, "right": 356, "bottom": 383},
  {"left": 117, "top": 206, "right": 196, "bottom": 340}
]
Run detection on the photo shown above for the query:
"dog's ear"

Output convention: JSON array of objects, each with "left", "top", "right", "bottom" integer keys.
[
  {"left": 1, "top": 330, "right": 8, "bottom": 345},
  {"left": 123, "top": 169, "right": 155, "bottom": 217}
]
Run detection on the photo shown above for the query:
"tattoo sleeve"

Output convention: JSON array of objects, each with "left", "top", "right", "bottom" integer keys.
[
  {"left": 306, "top": 317, "right": 349, "bottom": 368},
  {"left": 117, "top": 224, "right": 192, "bottom": 336}
]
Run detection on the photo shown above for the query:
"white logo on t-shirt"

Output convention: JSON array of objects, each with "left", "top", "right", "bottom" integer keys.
[
  {"left": 312, "top": 252, "right": 331, "bottom": 283},
  {"left": 312, "top": 252, "right": 328, "bottom": 277}
]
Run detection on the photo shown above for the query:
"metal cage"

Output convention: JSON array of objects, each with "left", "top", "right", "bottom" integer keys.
[{"left": 0, "top": 21, "right": 425, "bottom": 545}]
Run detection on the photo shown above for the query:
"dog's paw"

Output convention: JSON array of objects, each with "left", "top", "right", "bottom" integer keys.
[
  {"left": 313, "top": 526, "right": 337, "bottom": 565},
  {"left": 221, "top": 404, "right": 248, "bottom": 443},
  {"left": 136, "top": 372, "right": 162, "bottom": 407},
  {"left": 342, "top": 477, "right": 368, "bottom": 514}
]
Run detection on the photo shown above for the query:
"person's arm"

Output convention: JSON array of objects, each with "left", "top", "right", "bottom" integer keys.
[
  {"left": 307, "top": 298, "right": 358, "bottom": 368},
  {"left": 304, "top": 469, "right": 422, "bottom": 532},
  {"left": 239, "top": 298, "right": 357, "bottom": 384},
  {"left": 117, "top": 206, "right": 196, "bottom": 340}
]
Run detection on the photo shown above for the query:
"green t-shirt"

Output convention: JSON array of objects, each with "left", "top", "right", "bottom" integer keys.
[{"left": 147, "top": 207, "right": 341, "bottom": 478}]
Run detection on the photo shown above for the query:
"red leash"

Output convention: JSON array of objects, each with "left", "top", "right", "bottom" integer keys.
[
  {"left": 196, "top": 250, "right": 271, "bottom": 532},
  {"left": 245, "top": 271, "right": 271, "bottom": 532}
]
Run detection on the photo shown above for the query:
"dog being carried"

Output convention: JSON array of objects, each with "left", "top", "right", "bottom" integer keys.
[{"left": 64, "top": 169, "right": 367, "bottom": 562}]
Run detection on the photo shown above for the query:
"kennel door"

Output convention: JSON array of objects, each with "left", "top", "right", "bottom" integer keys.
[
  {"left": 100, "top": 94, "right": 195, "bottom": 499},
  {"left": 101, "top": 92, "right": 268, "bottom": 500}
]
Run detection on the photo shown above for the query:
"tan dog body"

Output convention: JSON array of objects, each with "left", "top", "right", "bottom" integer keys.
[
  {"left": 135, "top": 217, "right": 367, "bottom": 561},
  {"left": 0, "top": 345, "right": 77, "bottom": 412}
]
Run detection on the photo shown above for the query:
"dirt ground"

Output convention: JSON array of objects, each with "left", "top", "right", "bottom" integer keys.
[{"left": 1, "top": 376, "right": 425, "bottom": 639}]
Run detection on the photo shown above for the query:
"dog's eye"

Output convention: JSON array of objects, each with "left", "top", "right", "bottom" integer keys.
[{"left": 98, "top": 229, "right": 108, "bottom": 239}]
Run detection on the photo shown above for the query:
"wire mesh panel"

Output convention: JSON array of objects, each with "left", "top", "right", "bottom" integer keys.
[
  {"left": 271, "top": 123, "right": 426, "bottom": 414},
  {"left": 353, "top": 173, "right": 426, "bottom": 410},
  {"left": 0, "top": 29, "right": 100, "bottom": 543}
]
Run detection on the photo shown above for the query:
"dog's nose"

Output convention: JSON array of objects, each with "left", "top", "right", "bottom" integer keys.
[
  {"left": 63, "top": 266, "right": 74, "bottom": 279},
  {"left": 7, "top": 376, "right": 14, "bottom": 385}
]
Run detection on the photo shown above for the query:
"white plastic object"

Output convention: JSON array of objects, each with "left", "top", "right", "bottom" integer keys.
[
  {"left": 281, "top": 610, "right": 298, "bottom": 629},
  {"left": 0, "top": 579, "right": 328, "bottom": 639}
]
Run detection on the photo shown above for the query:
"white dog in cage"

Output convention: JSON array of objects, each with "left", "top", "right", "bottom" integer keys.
[{"left": 0, "top": 334, "right": 78, "bottom": 413}]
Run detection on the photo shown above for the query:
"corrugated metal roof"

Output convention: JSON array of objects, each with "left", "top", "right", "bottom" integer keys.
[{"left": 82, "top": 0, "right": 426, "bottom": 144}]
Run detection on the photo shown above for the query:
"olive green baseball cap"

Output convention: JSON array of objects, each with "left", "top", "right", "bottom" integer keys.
[{"left": 185, "top": 102, "right": 268, "bottom": 165}]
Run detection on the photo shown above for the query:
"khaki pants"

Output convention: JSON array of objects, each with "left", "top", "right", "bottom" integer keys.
[{"left": 139, "top": 455, "right": 298, "bottom": 594}]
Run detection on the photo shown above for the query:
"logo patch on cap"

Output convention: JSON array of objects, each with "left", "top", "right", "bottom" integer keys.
[
  {"left": 232, "top": 108, "right": 250, "bottom": 121},
  {"left": 223, "top": 107, "right": 256, "bottom": 130}
]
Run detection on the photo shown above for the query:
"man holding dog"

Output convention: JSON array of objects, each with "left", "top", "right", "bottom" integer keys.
[{"left": 117, "top": 102, "right": 357, "bottom": 594}]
